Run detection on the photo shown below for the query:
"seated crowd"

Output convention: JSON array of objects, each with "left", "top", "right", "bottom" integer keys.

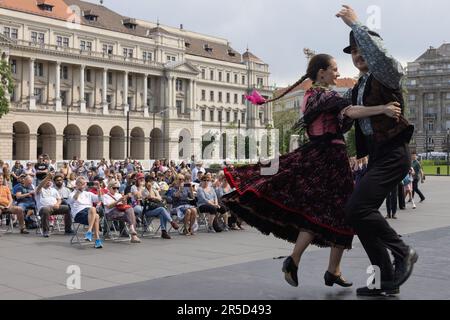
[{"left": 0, "top": 156, "right": 244, "bottom": 249}]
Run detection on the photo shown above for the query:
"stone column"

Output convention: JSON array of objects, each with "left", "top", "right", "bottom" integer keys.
[
  {"left": 123, "top": 71, "right": 129, "bottom": 112},
  {"left": 29, "top": 58, "right": 36, "bottom": 110},
  {"left": 160, "top": 77, "right": 165, "bottom": 111},
  {"left": 29, "top": 133, "right": 37, "bottom": 161},
  {"left": 80, "top": 65, "right": 86, "bottom": 113},
  {"left": 55, "top": 134, "right": 64, "bottom": 161},
  {"left": 143, "top": 74, "right": 149, "bottom": 117},
  {"left": 191, "top": 80, "right": 197, "bottom": 120},
  {"left": 103, "top": 136, "right": 110, "bottom": 161},
  {"left": 102, "top": 68, "right": 109, "bottom": 115},
  {"left": 144, "top": 136, "right": 150, "bottom": 160},
  {"left": 437, "top": 91, "right": 442, "bottom": 134},
  {"left": 55, "top": 62, "right": 62, "bottom": 112},
  {"left": 80, "top": 135, "right": 88, "bottom": 160}
]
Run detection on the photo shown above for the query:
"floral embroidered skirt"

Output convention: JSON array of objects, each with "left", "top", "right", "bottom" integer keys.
[{"left": 222, "top": 141, "right": 355, "bottom": 249}]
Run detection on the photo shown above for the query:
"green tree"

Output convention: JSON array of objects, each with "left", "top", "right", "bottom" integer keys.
[
  {"left": 0, "top": 59, "right": 14, "bottom": 118},
  {"left": 345, "top": 127, "right": 357, "bottom": 157},
  {"left": 273, "top": 106, "right": 299, "bottom": 154}
]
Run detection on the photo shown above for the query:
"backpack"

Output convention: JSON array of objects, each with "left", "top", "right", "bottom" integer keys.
[
  {"left": 212, "top": 215, "right": 225, "bottom": 232},
  {"left": 25, "top": 215, "right": 39, "bottom": 229}
]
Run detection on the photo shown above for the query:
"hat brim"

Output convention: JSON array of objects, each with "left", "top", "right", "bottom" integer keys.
[{"left": 343, "top": 46, "right": 352, "bottom": 54}]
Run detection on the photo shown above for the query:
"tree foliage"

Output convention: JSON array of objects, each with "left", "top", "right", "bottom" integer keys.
[{"left": 0, "top": 59, "right": 14, "bottom": 118}]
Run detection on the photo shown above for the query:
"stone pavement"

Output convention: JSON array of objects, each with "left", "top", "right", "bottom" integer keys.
[{"left": 0, "top": 177, "right": 449, "bottom": 300}]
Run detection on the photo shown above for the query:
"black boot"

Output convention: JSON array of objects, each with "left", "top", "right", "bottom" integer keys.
[
  {"left": 324, "top": 271, "right": 353, "bottom": 287},
  {"left": 356, "top": 284, "right": 400, "bottom": 297},
  {"left": 282, "top": 256, "right": 298, "bottom": 287},
  {"left": 394, "top": 248, "right": 419, "bottom": 286}
]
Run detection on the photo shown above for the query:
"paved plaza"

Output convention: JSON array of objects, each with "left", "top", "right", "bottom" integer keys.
[{"left": 0, "top": 177, "right": 449, "bottom": 300}]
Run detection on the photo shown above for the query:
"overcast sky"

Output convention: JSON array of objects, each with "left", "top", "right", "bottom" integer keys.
[{"left": 86, "top": 0, "right": 449, "bottom": 87}]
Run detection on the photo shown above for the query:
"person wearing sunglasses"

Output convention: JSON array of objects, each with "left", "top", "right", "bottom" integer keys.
[{"left": 103, "top": 181, "right": 140, "bottom": 243}]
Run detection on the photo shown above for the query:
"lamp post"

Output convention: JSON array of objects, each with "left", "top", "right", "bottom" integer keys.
[
  {"left": 425, "top": 128, "right": 429, "bottom": 160},
  {"left": 126, "top": 106, "right": 130, "bottom": 159},
  {"left": 238, "top": 119, "right": 241, "bottom": 162},
  {"left": 219, "top": 116, "right": 223, "bottom": 160},
  {"left": 447, "top": 128, "right": 450, "bottom": 176}
]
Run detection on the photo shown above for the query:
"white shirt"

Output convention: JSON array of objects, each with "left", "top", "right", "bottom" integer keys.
[
  {"left": 68, "top": 190, "right": 100, "bottom": 218},
  {"left": 102, "top": 192, "right": 122, "bottom": 214},
  {"left": 191, "top": 166, "right": 206, "bottom": 181},
  {"left": 152, "top": 181, "right": 161, "bottom": 192},
  {"left": 55, "top": 186, "right": 71, "bottom": 200},
  {"left": 97, "top": 165, "right": 106, "bottom": 178},
  {"left": 35, "top": 187, "right": 60, "bottom": 213}
]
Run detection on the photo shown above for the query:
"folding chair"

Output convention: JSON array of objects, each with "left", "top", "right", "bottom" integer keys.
[
  {"left": 51, "top": 215, "right": 66, "bottom": 233},
  {"left": 70, "top": 220, "right": 91, "bottom": 247},
  {"left": 102, "top": 215, "right": 131, "bottom": 242},
  {"left": 139, "top": 214, "right": 161, "bottom": 238},
  {"left": 0, "top": 210, "right": 15, "bottom": 233},
  {"left": 196, "top": 206, "right": 209, "bottom": 232}
]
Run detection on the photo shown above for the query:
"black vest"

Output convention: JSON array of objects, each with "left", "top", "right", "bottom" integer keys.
[{"left": 352, "top": 75, "right": 414, "bottom": 159}]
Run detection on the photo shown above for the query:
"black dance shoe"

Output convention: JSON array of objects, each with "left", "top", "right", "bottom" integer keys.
[
  {"left": 356, "top": 284, "right": 400, "bottom": 297},
  {"left": 282, "top": 256, "right": 298, "bottom": 287},
  {"left": 324, "top": 271, "right": 353, "bottom": 287},
  {"left": 394, "top": 248, "right": 419, "bottom": 287}
]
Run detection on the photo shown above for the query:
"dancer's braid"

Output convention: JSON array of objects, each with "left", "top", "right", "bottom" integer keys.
[
  {"left": 265, "top": 74, "right": 309, "bottom": 104},
  {"left": 265, "top": 53, "right": 334, "bottom": 105}
]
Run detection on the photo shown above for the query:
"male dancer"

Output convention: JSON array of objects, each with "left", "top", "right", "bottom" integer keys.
[{"left": 336, "top": 5, "right": 418, "bottom": 296}]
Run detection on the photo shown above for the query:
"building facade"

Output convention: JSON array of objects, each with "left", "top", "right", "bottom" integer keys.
[
  {"left": 0, "top": 0, "right": 273, "bottom": 162},
  {"left": 406, "top": 43, "right": 450, "bottom": 153},
  {"left": 273, "top": 78, "right": 357, "bottom": 115}
]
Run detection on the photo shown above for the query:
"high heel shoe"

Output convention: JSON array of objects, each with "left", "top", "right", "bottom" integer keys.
[
  {"left": 282, "top": 256, "right": 299, "bottom": 287},
  {"left": 324, "top": 271, "right": 353, "bottom": 287}
]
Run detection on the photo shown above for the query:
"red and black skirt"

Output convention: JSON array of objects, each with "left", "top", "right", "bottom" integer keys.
[{"left": 222, "top": 140, "right": 355, "bottom": 249}]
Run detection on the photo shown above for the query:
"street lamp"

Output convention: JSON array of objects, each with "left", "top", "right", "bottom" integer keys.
[
  {"left": 238, "top": 119, "right": 242, "bottom": 161},
  {"left": 447, "top": 128, "right": 450, "bottom": 176},
  {"left": 126, "top": 106, "right": 130, "bottom": 159}
]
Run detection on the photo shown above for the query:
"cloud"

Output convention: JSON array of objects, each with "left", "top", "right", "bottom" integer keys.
[{"left": 86, "top": 0, "right": 449, "bottom": 86}]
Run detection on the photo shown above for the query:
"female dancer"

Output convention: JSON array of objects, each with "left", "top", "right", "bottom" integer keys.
[{"left": 222, "top": 54, "right": 402, "bottom": 288}]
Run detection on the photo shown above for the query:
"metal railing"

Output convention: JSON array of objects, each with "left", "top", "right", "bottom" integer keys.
[{"left": 9, "top": 39, "right": 164, "bottom": 68}]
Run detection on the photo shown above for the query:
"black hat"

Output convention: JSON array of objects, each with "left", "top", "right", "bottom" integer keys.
[
  {"left": 343, "top": 30, "right": 382, "bottom": 54},
  {"left": 93, "top": 175, "right": 104, "bottom": 182}
]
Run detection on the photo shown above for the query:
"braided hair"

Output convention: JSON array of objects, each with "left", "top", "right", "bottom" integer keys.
[{"left": 266, "top": 54, "right": 334, "bottom": 104}]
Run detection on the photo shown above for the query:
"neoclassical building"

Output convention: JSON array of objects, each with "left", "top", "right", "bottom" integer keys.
[
  {"left": 406, "top": 43, "right": 450, "bottom": 153},
  {"left": 0, "top": 0, "right": 273, "bottom": 162},
  {"left": 273, "top": 78, "right": 357, "bottom": 114}
]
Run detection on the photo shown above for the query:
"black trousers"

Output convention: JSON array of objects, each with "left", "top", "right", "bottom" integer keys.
[
  {"left": 345, "top": 142, "right": 411, "bottom": 282},
  {"left": 386, "top": 187, "right": 398, "bottom": 217},
  {"left": 412, "top": 180, "right": 425, "bottom": 201},
  {"left": 199, "top": 204, "right": 227, "bottom": 215},
  {"left": 397, "top": 183, "right": 405, "bottom": 209}
]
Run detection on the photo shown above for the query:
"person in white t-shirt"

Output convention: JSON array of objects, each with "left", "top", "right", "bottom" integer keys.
[
  {"left": 67, "top": 176, "right": 103, "bottom": 249},
  {"left": 35, "top": 173, "right": 72, "bottom": 237},
  {"left": 191, "top": 161, "right": 206, "bottom": 182}
]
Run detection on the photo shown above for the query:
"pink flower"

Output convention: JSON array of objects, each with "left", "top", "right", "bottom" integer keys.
[{"left": 245, "top": 90, "right": 266, "bottom": 105}]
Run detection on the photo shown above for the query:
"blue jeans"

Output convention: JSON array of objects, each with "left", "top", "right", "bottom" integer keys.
[{"left": 144, "top": 207, "right": 172, "bottom": 231}]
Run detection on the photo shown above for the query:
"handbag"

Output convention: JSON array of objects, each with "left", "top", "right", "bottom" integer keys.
[
  {"left": 108, "top": 193, "right": 132, "bottom": 212},
  {"left": 143, "top": 199, "right": 166, "bottom": 212},
  {"left": 116, "top": 203, "right": 132, "bottom": 211}
]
